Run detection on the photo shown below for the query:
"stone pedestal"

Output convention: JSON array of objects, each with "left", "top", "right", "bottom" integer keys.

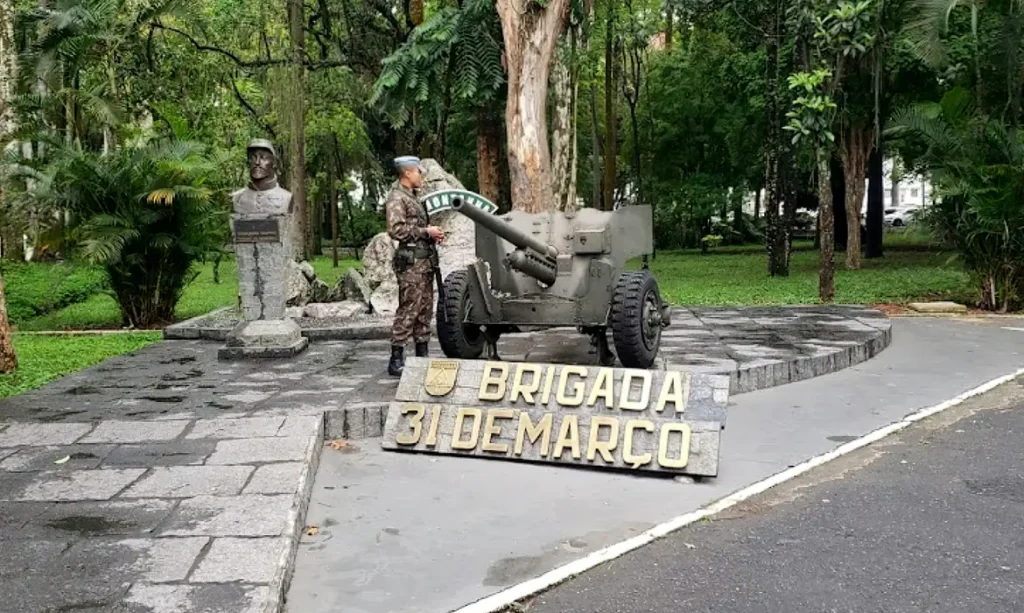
[
  {"left": 219, "top": 210, "right": 309, "bottom": 360},
  {"left": 218, "top": 319, "right": 308, "bottom": 360}
]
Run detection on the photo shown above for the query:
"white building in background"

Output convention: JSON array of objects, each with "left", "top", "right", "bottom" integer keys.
[{"left": 741, "top": 157, "right": 935, "bottom": 220}]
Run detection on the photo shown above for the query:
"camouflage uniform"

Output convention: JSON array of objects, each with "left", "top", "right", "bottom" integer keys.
[{"left": 385, "top": 183, "right": 435, "bottom": 346}]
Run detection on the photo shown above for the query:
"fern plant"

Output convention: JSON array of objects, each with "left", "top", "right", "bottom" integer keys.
[
  {"left": 369, "top": 0, "right": 505, "bottom": 128},
  {"left": 14, "top": 138, "right": 229, "bottom": 327}
]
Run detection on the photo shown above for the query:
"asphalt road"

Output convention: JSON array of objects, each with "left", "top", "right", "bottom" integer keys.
[{"left": 523, "top": 376, "right": 1024, "bottom": 613}]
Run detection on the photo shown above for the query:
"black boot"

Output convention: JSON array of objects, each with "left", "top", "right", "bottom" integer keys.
[
  {"left": 415, "top": 341, "right": 429, "bottom": 357},
  {"left": 388, "top": 345, "right": 405, "bottom": 376}
]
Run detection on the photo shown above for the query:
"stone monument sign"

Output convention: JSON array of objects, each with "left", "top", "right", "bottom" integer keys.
[
  {"left": 219, "top": 139, "right": 308, "bottom": 360},
  {"left": 381, "top": 358, "right": 730, "bottom": 477}
]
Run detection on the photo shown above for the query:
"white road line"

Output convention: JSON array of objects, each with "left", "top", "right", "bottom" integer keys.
[
  {"left": 1002, "top": 327, "right": 1024, "bottom": 332},
  {"left": 450, "top": 367, "right": 1024, "bottom": 613}
]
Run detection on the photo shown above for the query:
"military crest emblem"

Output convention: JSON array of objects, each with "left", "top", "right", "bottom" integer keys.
[{"left": 424, "top": 359, "right": 460, "bottom": 396}]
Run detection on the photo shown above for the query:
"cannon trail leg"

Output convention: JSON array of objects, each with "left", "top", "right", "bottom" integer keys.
[
  {"left": 484, "top": 327, "right": 501, "bottom": 361},
  {"left": 591, "top": 329, "right": 616, "bottom": 367}
]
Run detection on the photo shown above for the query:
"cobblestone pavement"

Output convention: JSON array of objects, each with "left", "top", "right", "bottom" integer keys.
[{"left": 0, "top": 305, "right": 890, "bottom": 612}]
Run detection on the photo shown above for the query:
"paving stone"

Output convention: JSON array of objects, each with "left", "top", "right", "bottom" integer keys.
[
  {"left": 0, "top": 447, "right": 16, "bottom": 462},
  {"left": 276, "top": 414, "right": 321, "bottom": 437},
  {"left": 221, "top": 390, "right": 274, "bottom": 403},
  {"left": 206, "top": 436, "right": 311, "bottom": 465},
  {"left": 80, "top": 420, "right": 190, "bottom": 444},
  {"left": 23, "top": 499, "right": 176, "bottom": 538},
  {"left": 121, "top": 465, "right": 254, "bottom": 498},
  {"left": 124, "top": 583, "right": 267, "bottom": 613},
  {"left": 0, "top": 423, "right": 93, "bottom": 447},
  {"left": 160, "top": 494, "right": 294, "bottom": 537},
  {"left": 123, "top": 537, "right": 209, "bottom": 583},
  {"left": 186, "top": 416, "right": 285, "bottom": 440},
  {"left": 191, "top": 537, "right": 287, "bottom": 583},
  {"left": 0, "top": 502, "right": 53, "bottom": 536},
  {"left": 12, "top": 468, "right": 146, "bottom": 502},
  {"left": 243, "top": 462, "right": 305, "bottom": 494},
  {"left": 0, "top": 444, "right": 115, "bottom": 472},
  {"left": 102, "top": 440, "right": 216, "bottom": 468}
]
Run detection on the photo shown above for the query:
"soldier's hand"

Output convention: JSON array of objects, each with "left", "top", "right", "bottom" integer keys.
[{"left": 426, "top": 226, "right": 445, "bottom": 243}]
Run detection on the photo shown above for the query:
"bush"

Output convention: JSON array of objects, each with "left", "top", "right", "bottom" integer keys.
[
  {"left": 0, "top": 261, "right": 107, "bottom": 323},
  {"left": 35, "top": 140, "right": 229, "bottom": 327}
]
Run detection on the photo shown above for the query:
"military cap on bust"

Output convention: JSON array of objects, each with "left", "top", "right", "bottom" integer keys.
[{"left": 247, "top": 138, "right": 277, "bottom": 159}]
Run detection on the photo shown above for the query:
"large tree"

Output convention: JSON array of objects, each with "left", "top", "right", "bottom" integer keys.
[
  {"left": 0, "top": 0, "right": 17, "bottom": 372},
  {"left": 497, "top": 0, "right": 572, "bottom": 212}
]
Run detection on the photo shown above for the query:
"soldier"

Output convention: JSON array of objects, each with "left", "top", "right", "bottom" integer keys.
[{"left": 385, "top": 156, "right": 445, "bottom": 376}]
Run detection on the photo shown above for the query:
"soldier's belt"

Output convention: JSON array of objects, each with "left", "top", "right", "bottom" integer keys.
[{"left": 397, "top": 245, "right": 433, "bottom": 259}]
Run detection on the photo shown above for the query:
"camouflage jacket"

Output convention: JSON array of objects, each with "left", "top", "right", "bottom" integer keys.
[{"left": 385, "top": 183, "right": 429, "bottom": 245}]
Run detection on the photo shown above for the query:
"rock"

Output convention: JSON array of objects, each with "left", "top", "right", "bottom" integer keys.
[
  {"left": 418, "top": 159, "right": 477, "bottom": 305},
  {"left": 908, "top": 301, "right": 968, "bottom": 314},
  {"left": 287, "top": 261, "right": 311, "bottom": 307},
  {"left": 341, "top": 269, "right": 372, "bottom": 306},
  {"left": 284, "top": 306, "right": 305, "bottom": 320},
  {"left": 298, "top": 261, "right": 316, "bottom": 282},
  {"left": 309, "top": 279, "right": 332, "bottom": 303},
  {"left": 370, "top": 291, "right": 398, "bottom": 317},
  {"left": 304, "top": 301, "right": 368, "bottom": 319},
  {"left": 362, "top": 232, "right": 396, "bottom": 291}
]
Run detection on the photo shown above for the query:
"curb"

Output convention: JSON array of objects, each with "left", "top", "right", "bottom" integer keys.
[{"left": 262, "top": 416, "right": 325, "bottom": 613}]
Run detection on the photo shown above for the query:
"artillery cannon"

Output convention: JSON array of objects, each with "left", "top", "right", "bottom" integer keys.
[{"left": 435, "top": 196, "right": 671, "bottom": 368}]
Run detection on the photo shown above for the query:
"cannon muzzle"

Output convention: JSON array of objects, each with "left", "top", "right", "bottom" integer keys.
[{"left": 452, "top": 197, "right": 559, "bottom": 285}]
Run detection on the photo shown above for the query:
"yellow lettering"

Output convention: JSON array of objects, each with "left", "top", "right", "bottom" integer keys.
[
  {"left": 586, "top": 368, "right": 616, "bottom": 408},
  {"left": 618, "top": 372, "right": 652, "bottom": 411},
  {"left": 424, "top": 406, "right": 441, "bottom": 447},
  {"left": 395, "top": 404, "right": 425, "bottom": 445},
  {"left": 657, "top": 423, "right": 691, "bottom": 468},
  {"left": 478, "top": 363, "right": 509, "bottom": 401},
  {"left": 510, "top": 365, "right": 543, "bottom": 404},
  {"left": 514, "top": 413, "right": 553, "bottom": 456},
  {"left": 623, "top": 420, "right": 654, "bottom": 468},
  {"left": 451, "top": 408, "right": 482, "bottom": 450},
  {"left": 540, "top": 365, "right": 556, "bottom": 405},
  {"left": 481, "top": 409, "right": 515, "bottom": 453},
  {"left": 552, "top": 415, "right": 581, "bottom": 459},
  {"left": 556, "top": 366, "right": 588, "bottom": 406},
  {"left": 586, "top": 416, "right": 619, "bottom": 462},
  {"left": 655, "top": 372, "right": 690, "bottom": 414}
]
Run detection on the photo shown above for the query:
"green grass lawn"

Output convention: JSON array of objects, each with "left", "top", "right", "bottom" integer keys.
[
  {"left": 0, "top": 332, "right": 163, "bottom": 399},
  {"left": 638, "top": 242, "right": 972, "bottom": 306},
  {"left": 14, "top": 255, "right": 362, "bottom": 331}
]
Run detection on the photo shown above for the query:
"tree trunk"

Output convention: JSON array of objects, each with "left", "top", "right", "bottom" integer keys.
[
  {"left": 496, "top": 0, "right": 571, "bottom": 213},
  {"left": 664, "top": 5, "right": 673, "bottom": 49},
  {"left": 590, "top": 85, "right": 602, "bottom": 209},
  {"left": 890, "top": 159, "right": 900, "bottom": 208},
  {"left": 817, "top": 150, "right": 835, "bottom": 303},
  {"left": 754, "top": 187, "right": 761, "bottom": 220},
  {"left": 288, "top": 0, "right": 308, "bottom": 259},
  {"left": 764, "top": 0, "right": 788, "bottom": 276},
  {"left": 0, "top": 0, "right": 17, "bottom": 371},
  {"left": 830, "top": 155, "right": 847, "bottom": 251},
  {"left": 550, "top": 35, "right": 578, "bottom": 212},
  {"left": 865, "top": 142, "right": 884, "bottom": 259},
  {"left": 477, "top": 106, "right": 505, "bottom": 206},
  {"left": 329, "top": 147, "right": 339, "bottom": 267},
  {"left": 840, "top": 126, "right": 872, "bottom": 269},
  {"left": 602, "top": 0, "right": 617, "bottom": 211}
]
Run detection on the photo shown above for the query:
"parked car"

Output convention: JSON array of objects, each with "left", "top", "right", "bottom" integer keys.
[{"left": 884, "top": 207, "right": 919, "bottom": 227}]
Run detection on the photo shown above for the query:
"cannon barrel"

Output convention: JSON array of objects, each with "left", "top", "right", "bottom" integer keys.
[{"left": 451, "top": 197, "right": 559, "bottom": 259}]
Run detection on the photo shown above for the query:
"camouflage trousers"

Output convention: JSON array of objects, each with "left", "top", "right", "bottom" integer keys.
[{"left": 391, "top": 259, "right": 434, "bottom": 346}]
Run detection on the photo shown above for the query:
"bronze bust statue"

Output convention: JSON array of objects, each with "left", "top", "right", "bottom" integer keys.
[{"left": 232, "top": 139, "right": 294, "bottom": 216}]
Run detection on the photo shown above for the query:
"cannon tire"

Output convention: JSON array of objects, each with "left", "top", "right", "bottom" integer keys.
[
  {"left": 610, "top": 270, "right": 662, "bottom": 369},
  {"left": 437, "top": 270, "right": 486, "bottom": 359}
]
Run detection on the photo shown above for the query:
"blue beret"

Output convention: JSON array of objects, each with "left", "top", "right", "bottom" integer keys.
[{"left": 394, "top": 156, "right": 422, "bottom": 169}]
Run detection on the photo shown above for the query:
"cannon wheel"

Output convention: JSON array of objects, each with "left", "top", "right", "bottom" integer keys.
[
  {"left": 610, "top": 270, "right": 662, "bottom": 369},
  {"left": 437, "top": 270, "right": 486, "bottom": 359}
]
